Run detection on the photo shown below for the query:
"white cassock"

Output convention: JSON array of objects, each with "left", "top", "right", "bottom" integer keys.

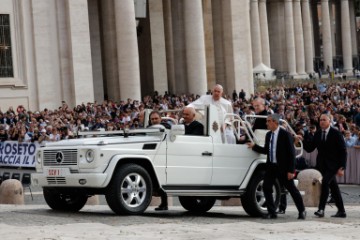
[
  {"left": 224, "top": 125, "right": 236, "bottom": 144},
  {"left": 187, "top": 95, "right": 233, "bottom": 124}
]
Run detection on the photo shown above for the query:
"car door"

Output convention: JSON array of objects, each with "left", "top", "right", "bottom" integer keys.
[
  {"left": 165, "top": 135, "right": 213, "bottom": 185},
  {"left": 211, "top": 142, "right": 259, "bottom": 186}
]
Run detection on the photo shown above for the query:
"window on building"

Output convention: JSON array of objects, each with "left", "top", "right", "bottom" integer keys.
[{"left": 0, "top": 14, "right": 13, "bottom": 78}]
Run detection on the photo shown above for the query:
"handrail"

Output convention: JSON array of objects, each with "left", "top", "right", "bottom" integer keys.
[
  {"left": 244, "top": 115, "right": 303, "bottom": 158},
  {"left": 77, "top": 128, "right": 165, "bottom": 137},
  {"left": 222, "top": 113, "right": 254, "bottom": 144}
]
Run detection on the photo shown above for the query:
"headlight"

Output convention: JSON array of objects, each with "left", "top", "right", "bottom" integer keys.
[
  {"left": 37, "top": 151, "right": 42, "bottom": 164},
  {"left": 85, "top": 150, "right": 95, "bottom": 163}
]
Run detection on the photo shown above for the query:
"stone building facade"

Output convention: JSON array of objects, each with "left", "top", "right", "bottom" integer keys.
[{"left": 0, "top": 0, "right": 358, "bottom": 110}]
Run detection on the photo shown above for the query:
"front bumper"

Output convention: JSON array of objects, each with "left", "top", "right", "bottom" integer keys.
[{"left": 31, "top": 169, "right": 109, "bottom": 188}]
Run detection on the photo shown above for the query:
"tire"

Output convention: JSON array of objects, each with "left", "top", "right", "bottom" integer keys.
[
  {"left": 105, "top": 164, "right": 152, "bottom": 215},
  {"left": 241, "top": 170, "right": 280, "bottom": 217},
  {"left": 43, "top": 188, "right": 88, "bottom": 212},
  {"left": 178, "top": 196, "right": 216, "bottom": 213}
]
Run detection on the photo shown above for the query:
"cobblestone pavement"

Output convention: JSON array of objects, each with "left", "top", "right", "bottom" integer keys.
[
  {"left": 0, "top": 184, "right": 357, "bottom": 239},
  {"left": 1, "top": 204, "right": 360, "bottom": 240}
]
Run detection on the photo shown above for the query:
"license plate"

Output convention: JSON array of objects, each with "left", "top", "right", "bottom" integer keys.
[{"left": 47, "top": 169, "right": 64, "bottom": 176}]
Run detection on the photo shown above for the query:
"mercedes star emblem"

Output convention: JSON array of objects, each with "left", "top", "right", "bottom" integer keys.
[{"left": 55, "top": 151, "right": 64, "bottom": 163}]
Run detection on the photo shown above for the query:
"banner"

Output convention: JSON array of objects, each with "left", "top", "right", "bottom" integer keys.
[{"left": 0, "top": 141, "right": 38, "bottom": 168}]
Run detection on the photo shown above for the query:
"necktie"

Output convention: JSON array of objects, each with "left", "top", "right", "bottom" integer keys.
[
  {"left": 322, "top": 131, "right": 326, "bottom": 142},
  {"left": 270, "top": 132, "right": 274, "bottom": 162}
]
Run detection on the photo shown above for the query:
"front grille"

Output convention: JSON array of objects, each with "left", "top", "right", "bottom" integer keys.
[
  {"left": 47, "top": 177, "right": 66, "bottom": 185},
  {"left": 43, "top": 149, "right": 78, "bottom": 166}
]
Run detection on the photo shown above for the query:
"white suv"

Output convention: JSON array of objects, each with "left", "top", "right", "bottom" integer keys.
[{"left": 32, "top": 105, "right": 302, "bottom": 216}]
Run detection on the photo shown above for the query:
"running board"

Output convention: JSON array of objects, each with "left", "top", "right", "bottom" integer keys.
[{"left": 164, "top": 189, "right": 245, "bottom": 197}]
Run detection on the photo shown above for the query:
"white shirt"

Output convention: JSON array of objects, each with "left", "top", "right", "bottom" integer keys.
[{"left": 269, "top": 127, "right": 280, "bottom": 163}]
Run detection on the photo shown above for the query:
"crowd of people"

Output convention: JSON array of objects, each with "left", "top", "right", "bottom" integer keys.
[{"left": 0, "top": 80, "right": 359, "bottom": 148}]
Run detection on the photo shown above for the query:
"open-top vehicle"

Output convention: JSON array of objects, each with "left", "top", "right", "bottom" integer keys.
[{"left": 31, "top": 105, "right": 302, "bottom": 216}]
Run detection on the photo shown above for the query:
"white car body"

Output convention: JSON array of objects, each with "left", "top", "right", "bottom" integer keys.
[{"left": 32, "top": 105, "right": 301, "bottom": 216}]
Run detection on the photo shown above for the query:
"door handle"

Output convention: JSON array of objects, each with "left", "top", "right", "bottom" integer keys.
[{"left": 202, "top": 151, "right": 212, "bottom": 156}]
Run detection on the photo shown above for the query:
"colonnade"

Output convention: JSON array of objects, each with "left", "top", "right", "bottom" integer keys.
[
  {"left": 250, "top": 0, "right": 356, "bottom": 77},
  {"left": 19, "top": 0, "right": 360, "bottom": 110},
  {"left": 93, "top": 0, "right": 256, "bottom": 98},
  {"left": 67, "top": 0, "right": 360, "bottom": 103},
  {"left": 97, "top": 0, "right": 358, "bottom": 99}
]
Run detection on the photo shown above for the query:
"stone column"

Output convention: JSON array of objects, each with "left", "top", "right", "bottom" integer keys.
[
  {"left": 330, "top": 1, "right": 343, "bottom": 56},
  {"left": 332, "top": 3, "right": 339, "bottom": 57},
  {"left": 88, "top": 0, "right": 104, "bottom": 102},
  {"left": 321, "top": 0, "right": 333, "bottom": 71},
  {"left": 149, "top": 0, "right": 168, "bottom": 94},
  {"left": 163, "top": 0, "right": 176, "bottom": 94},
  {"left": 212, "top": 0, "right": 226, "bottom": 88},
  {"left": 284, "top": 0, "right": 297, "bottom": 76},
  {"left": 101, "top": 0, "right": 119, "bottom": 101},
  {"left": 250, "top": 0, "right": 262, "bottom": 67},
  {"left": 349, "top": 0, "right": 358, "bottom": 59},
  {"left": 31, "top": 0, "right": 62, "bottom": 110},
  {"left": 20, "top": 0, "right": 38, "bottom": 109},
  {"left": 293, "top": 0, "right": 306, "bottom": 76},
  {"left": 171, "top": 0, "right": 187, "bottom": 94},
  {"left": 268, "top": 1, "right": 286, "bottom": 71},
  {"left": 312, "top": 1, "right": 321, "bottom": 59},
  {"left": 55, "top": 1, "right": 72, "bottom": 104},
  {"left": 301, "top": 0, "right": 314, "bottom": 73},
  {"left": 183, "top": 0, "right": 207, "bottom": 95},
  {"left": 114, "top": 0, "right": 141, "bottom": 101},
  {"left": 67, "top": 0, "right": 95, "bottom": 105},
  {"left": 259, "top": 0, "right": 271, "bottom": 67},
  {"left": 203, "top": 0, "right": 216, "bottom": 88},
  {"left": 222, "top": 0, "right": 254, "bottom": 94},
  {"left": 341, "top": 0, "right": 353, "bottom": 74}
]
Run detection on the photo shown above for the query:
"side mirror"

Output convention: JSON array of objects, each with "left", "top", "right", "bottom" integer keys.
[{"left": 170, "top": 125, "right": 185, "bottom": 141}]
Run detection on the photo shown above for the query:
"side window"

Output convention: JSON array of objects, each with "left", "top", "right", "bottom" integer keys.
[{"left": 0, "top": 14, "right": 13, "bottom": 78}]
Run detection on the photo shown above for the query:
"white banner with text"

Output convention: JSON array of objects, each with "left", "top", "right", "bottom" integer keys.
[{"left": 0, "top": 141, "right": 38, "bottom": 167}]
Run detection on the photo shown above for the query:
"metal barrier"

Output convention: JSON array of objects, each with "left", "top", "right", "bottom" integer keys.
[{"left": 303, "top": 148, "right": 360, "bottom": 184}]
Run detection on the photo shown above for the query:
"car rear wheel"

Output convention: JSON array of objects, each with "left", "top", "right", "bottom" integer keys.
[
  {"left": 241, "top": 170, "right": 280, "bottom": 217},
  {"left": 105, "top": 164, "right": 152, "bottom": 215},
  {"left": 43, "top": 188, "right": 88, "bottom": 212},
  {"left": 178, "top": 196, "right": 216, "bottom": 213}
]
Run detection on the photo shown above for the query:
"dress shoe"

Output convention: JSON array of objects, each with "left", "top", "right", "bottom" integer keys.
[
  {"left": 276, "top": 209, "right": 286, "bottom": 214},
  {"left": 298, "top": 211, "right": 306, "bottom": 220},
  {"left": 155, "top": 205, "right": 168, "bottom": 211},
  {"left": 314, "top": 209, "right": 325, "bottom": 218},
  {"left": 331, "top": 211, "right": 346, "bottom": 218},
  {"left": 262, "top": 213, "right": 277, "bottom": 219}
]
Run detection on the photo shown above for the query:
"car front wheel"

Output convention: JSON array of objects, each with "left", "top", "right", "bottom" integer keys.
[{"left": 105, "top": 164, "right": 152, "bottom": 215}]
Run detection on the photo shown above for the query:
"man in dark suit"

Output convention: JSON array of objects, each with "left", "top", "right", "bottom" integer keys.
[
  {"left": 247, "top": 114, "right": 306, "bottom": 219},
  {"left": 183, "top": 107, "right": 204, "bottom": 135},
  {"left": 299, "top": 113, "right": 347, "bottom": 218},
  {"left": 251, "top": 98, "right": 288, "bottom": 214}
]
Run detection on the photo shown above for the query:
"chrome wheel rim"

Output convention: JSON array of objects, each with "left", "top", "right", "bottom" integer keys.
[
  {"left": 255, "top": 180, "right": 277, "bottom": 212},
  {"left": 120, "top": 173, "right": 147, "bottom": 208}
]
